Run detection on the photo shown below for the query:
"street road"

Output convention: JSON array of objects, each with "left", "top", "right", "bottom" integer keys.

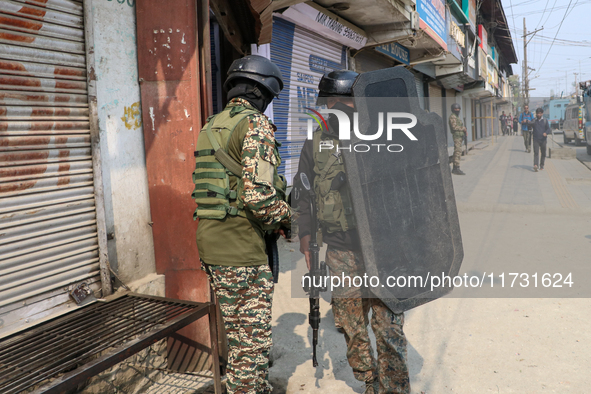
[{"left": 270, "top": 134, "right": 591, "bottom": 393}]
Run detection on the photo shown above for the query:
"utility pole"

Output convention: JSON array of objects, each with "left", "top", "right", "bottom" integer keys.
[
  {"left": 522, "top": 18, "right": 543, "bottom": 108},
  {"left": 523, "top": 18, "right": 528, "bottom": 108},
  {"left": 574, "top": 73, "right": 578, "bottom": 96}
]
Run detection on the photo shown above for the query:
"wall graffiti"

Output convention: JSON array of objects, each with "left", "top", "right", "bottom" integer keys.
[
  {"left": 121, "top": 102, "right": 142, "bottom": 129},
  {"left": 108, "top": 0, "right": 135, "bottom": 8}
]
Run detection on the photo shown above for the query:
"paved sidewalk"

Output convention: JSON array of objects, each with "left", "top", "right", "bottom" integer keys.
[
  {"left": 129, "top": 134, "right": 591, "bottom": 394},
  {"left": 453, "top": 134, "right": 591, "bottom": 213},
  {"left": 266, "top": 135, "right": 591, "bottom": 393}
]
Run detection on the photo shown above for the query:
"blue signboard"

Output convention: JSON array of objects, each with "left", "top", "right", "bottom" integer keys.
[
  {"left": 375, "top": 42, "right": 410, "bottom": 65},
  {"left": 446, "top": 8, "right": 462, "bottom": 62},
  {"left": 417, "top": 0, "right": 447, "bottom": 50}
]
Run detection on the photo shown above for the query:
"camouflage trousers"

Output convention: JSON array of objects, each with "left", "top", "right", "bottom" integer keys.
[
  {"left": 326, "top": 247, "right": 410, "bottom": 394},
  {"left": 204, "top": 264, "right": 274, "bottom": 394},
  {"left": 452, "top": 134, "right": 463, "bottom": 166}
]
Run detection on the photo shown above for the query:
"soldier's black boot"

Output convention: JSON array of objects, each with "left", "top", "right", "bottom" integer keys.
[{"left": 452, "top": 165, "right": 466, "bottom": 175}]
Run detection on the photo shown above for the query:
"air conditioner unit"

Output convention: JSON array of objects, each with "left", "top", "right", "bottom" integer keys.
[{"left": 410, "top": 11, "right": 420, "bottom": 31}]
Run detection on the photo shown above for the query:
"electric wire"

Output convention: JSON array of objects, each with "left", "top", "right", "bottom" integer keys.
[{"left": 534, "top": 0, "right": 576, "bottom": 76}]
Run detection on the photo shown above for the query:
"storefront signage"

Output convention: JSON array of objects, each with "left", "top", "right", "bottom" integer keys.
[
  {"left": 281, "top": 3, "right": 368, "bottom": 49},
  {"left": 375, "top": 42, "right": 410, "bottom": 65},
  {"left": 478, "top": 25, "right": 488, "bottom": 54},
  {"left": 417, "top": 0, "right": 447, "bottom": 50},
  {"left": 309, "top": 54, "right": 345, "bottom": 73},
  {"left": 450, "top": 20, "right": 465, "bottom": 48},
  {"left": 479, "top": 50, "right": 487, "bottom": 78}
]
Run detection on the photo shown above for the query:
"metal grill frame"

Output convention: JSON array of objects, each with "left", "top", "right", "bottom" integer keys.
[{"left": 0, "top": 293, "right": 222, "bottom": 394}]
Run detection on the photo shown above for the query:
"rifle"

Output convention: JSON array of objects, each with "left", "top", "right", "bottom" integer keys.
[
  {"left": 464, "top": 132, "right": 468, "bottom": 156},
  {"left": 299, "top": 172, "right": 327, "bottom": 367},
  {"left": 265, "top": 232, "right": 280, "bottom": 283},
  {"left": 265, "top": 226, "right": 291, "bottom": 284}
]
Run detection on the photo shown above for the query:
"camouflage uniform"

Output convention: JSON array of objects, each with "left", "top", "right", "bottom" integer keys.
[
  {"left": 296, "top": 125, "right": 410, "bottom": 393},
  {"left": 197, "top": 98, "right": 290, "bottom": 394},
  {"left": 240, "top": 108, "right": 290, "bottom": 224},
  {"left": 448, "top": 113, "right": 465, "bottom": 167},
  {"left": 204, "top": 264, "right": 274, "bottom": 394},
  {"left": 327, "top": 247, "right": 410, "bottom": 394}
]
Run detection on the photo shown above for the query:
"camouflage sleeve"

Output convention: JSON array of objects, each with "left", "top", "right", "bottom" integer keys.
[{"left": 240, "top": 113, "right": 291, "bottom": 225}]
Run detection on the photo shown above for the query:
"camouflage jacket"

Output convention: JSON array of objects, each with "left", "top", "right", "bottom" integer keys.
[
  {"left": 195, "top": 98, "right": 290, "bottom": 267},
  {"left": 235, "top": 98, "right": 291, "bottom": 225},
  {"left": 448, "top": 113, "right": 465, "bottom": 135}
]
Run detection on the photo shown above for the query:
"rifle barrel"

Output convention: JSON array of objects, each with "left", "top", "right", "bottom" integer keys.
[{"left": 312, "top": 329, "right": 318, "bottom": 367}]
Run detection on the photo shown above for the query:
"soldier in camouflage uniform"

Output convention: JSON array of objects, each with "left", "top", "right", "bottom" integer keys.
[
  {"left": 295, "top": 71, "right": 410, "bottom": 394},
  {"left": 193, "top": 55, "right": 291, "bottom": 394},
  {"left": 449, "top": 103, "right": 467, "bottom": 175}
]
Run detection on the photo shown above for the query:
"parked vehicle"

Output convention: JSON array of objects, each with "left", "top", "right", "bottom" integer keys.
[
  {"left": 563, "top": 102, "right": 587, "bottom": 146},
  {"left": 543, "top": 98, "right": 569, "bottom": 130},
  {"left": 580, "top": 80, "right": 591, "bottom": 155}
]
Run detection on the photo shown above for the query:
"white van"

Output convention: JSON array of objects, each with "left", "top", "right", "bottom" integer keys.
[{"left": 563, "top": 103, "right": 587, "bottom": 145}]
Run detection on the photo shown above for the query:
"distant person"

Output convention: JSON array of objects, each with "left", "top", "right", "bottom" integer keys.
[
  {"left": 532, "top": 107, "right": 550, "bottom": 172},
  {"left": 513, "top": 115, "right": 519, "bottom": 135},
  {"left": 519, "top": 105, "right": 535, "bottom": 152},
  {"left": 506, "top": 114, "right": 513, "bottom": 135},
  {"left": 499, "top": 111, "right": 507, "bottom": 135},
  {"left": 449, "top": 103, "right": 467, "bottom": 175}
]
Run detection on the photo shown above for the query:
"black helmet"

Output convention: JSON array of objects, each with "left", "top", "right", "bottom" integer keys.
[
  {"left": 318, "top": 70, "right": 359, "bottom": 97},
  {"left": 224, "top": 55, "right": 284, "bottom": 97},
  {"left": 451, "top": 103, "right": 461, "bottom": 112}
]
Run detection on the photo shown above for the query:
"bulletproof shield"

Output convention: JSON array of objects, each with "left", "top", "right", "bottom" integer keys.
[{"left": 342, "top": 66, "right": 463, "bottom": 313}]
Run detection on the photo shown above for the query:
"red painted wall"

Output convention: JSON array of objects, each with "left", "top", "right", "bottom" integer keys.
[{"left": 136, "top": 0, "right": 212, "bottom": 370}]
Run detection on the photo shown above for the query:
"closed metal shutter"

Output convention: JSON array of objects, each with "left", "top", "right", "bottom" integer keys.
[
  {"left": 446, "top": 88, "right": 456, "bottom": 112},
  {"left": 445, "top": 88, "right": 456, "bottom": 126},
  {"left": 414, "top": 73, "right": 424, "bottom": 109},
  {"left": 271, "top": 17, "right": 345, "bottom": 184},
  {"left": 0, "top": 0, "right": 101, "bottom": 326},
  {"left": 354, "top": 50, "right": 394, "bottom": 73},
  {"left": 429, "top": 83, "right": 443, "bottom": 118}
]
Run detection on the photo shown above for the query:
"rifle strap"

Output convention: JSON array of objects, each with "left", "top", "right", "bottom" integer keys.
[{"left": 205, "top": 121, "right": 243, "bottom": 177}]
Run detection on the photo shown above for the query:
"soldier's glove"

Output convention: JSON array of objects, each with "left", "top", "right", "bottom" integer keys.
[
  {"left": 279, "top": 223, "right": 291, "bottom": 240},
  {"left": 330, "top": 171, "right": 347, "bottom": 191}
]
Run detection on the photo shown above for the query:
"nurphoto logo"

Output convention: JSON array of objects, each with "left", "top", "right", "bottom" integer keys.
[{"left": 304, "top": 107, "right": 419, "bottom": 153}]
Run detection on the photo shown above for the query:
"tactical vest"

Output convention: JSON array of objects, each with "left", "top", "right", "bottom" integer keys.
[
  {"left": 192, "top": 104, "right": 286, "bottom": 223},
  {"left": 312, "top": 130, "right": 356, "bottom": 233},
  {"left": 192, "top": 105, "right": 257, "bottom": 220},
  {"left": 449, "top": 114, "right": 464, "bottom": 136}
]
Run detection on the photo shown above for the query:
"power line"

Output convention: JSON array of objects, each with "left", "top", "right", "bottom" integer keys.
[
  {"left": 535, "top": 0, "right": 551, "bottom": 30},
  {"left": 504, "top": 0, "right": 540, "bottom": 10},
  {"left": 546, "top": 0, "right": 585, "bottom": 28},
  {"left": 505, "top": 0, "right": 590, "bottom": 17},
  {"left": 496, "top": 25, "right": 591, "bottom": 46},
  {"left": 541, "top": 0, "right": 560, "bottom": 26},
  {"left": 508, "top": 0, "right": 519, "bottom": 50},
  {"left": 535, "top": 0, "right": 577, "bottom": 77},
  {"left": 493, "top": 31, "right": 591, "bottom": 47}
]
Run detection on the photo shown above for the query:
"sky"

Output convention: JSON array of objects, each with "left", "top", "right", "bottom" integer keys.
[{"left": 499, "top": 0, "right": 591, "bottom": 98}]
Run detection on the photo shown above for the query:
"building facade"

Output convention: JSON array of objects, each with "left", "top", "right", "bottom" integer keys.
[{"left": 0, "top": 0, "right": 518, "bottom": 387}]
